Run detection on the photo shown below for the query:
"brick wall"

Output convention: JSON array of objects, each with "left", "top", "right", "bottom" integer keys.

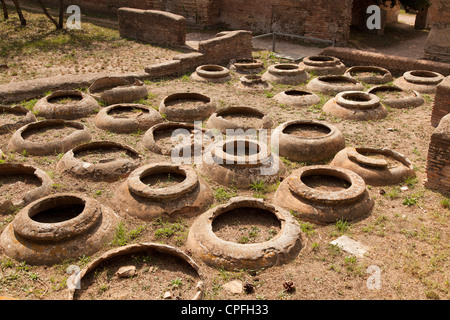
[
  {"left": 431, "top": 76, "right": 450, "bottom": 127},
  {"left": 320, "top": 47, "right": 450, "bottom": 77},
  {"left": 218, "top": 0, "right": 353, "bottom": 44},
  {"left": 424, "top": 0, "right": 450, "bottom": 63},
  {"left": 117, "top": 8, "right": 186, "bottom": 46},
  {"left": 426, "top": 113, "right": 450, "bottom": 195}
]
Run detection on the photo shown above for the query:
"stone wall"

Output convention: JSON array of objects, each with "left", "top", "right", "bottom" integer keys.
[
  {"left": 431, "top": 76, "right": 450, "bottom": 127},
  {"left": 426, "top": 113, "right": 450, "bottom": 195},
  {"left": 117, "top": 8, "right": 186, "bottom": 46},
  {"left": 424, "top": 0, "right": 450, "bottom": 63}
]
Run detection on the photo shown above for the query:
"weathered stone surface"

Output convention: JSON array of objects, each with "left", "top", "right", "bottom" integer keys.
[
  {"left": 116, "top": 266, "right": 136, "bottom": 278},
  {"left": 330, "top": 235, "right": 368, "bottom": 258},
  {"left": 223, "top": 280, "right": 244, "bottom": 295}
]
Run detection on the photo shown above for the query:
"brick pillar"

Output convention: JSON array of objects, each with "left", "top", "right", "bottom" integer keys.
[
  {"left": 431, "top": 76, "right": 450, "bottom": 127},
  {"left": 424, "top": 0, "right": 450, "bottom": 63},
  {"left": 426, "top": 113, "right": 450, "bottom": 195}
]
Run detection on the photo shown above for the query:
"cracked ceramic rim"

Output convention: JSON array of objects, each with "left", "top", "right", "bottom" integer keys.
[
  {"left": 307, "top": 75, "right": 364, "bottom": 94},
  {"left": 187, "top": 197, "right": 303, "bottom": 270},
  {"left": 68, "top": 243, "right": 204, "bottom": 300},
  {"left": 7, "top": 119, "right": 92, "bottom": 156},
  {"left": 127, "top": 163, "right": 199, "bottom": 200},
  {"left": 0, "top": 105, "right": 36, "bottom": 134},
  {"left": 88, "top": 77, "right": 148, "bottom": 104},
  {"left": 347, "top": 147, "right": 413, "bottom": 169},
  {"left": 34, "top": 90, "right": 99, "bottom": 120},
  {"left": 403, "top": 70, "right": 444, "bottom": 85},
  {"left": 239, "top": 75, "right": 265, "bottom": 85},
  {"left": 195, "top": 65, "right": 230, "bottom": 79},
  {"left": 336, "top": 91, "right": 381, "bottom": 109},
  {"left": 287, "top": 165, "right": 367, "bottom": 205},
  {"left": 211, "top": 138, "right": 271, "bottom": 168},
  {"left": 12, "top": 194, "right": 101, "bottom": 242},
  {"left": 367, "top": 85, "right": 424, "bottom": 109},
  {"left": 0, "top": 163, "right": 53, "bottom": 210}
]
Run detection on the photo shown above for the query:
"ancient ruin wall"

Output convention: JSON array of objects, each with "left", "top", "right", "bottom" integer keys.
[
  {"left": 218, "top": 0, "right": 354, "bottom": 44},
  {"left": 117, "top": 8, "right": 186, "bottom": 46},
  {"left": 424, "top": 0, "right": 450, "bottom": 63},
  {"left": 431, "top": 76, "right": 450, "bottom": 127}
]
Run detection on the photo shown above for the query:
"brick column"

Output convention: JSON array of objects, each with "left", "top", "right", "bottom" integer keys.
[
  {"left": 431, "top": 76, "right": 450, "bottom": 127},
  {"left": 424, "top": 0, "right": 450, "bottom": 63}
]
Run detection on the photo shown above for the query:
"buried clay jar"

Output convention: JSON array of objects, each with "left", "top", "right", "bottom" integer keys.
[
  {"left": 206, "top": 106, "right": 274, "bottom": 134},
  {"left": 262, "top": 63, "right": 310, "bottom": 85},
  {"left": 322, "top": 91, "right": 388, "bottom": 121},
  {"left": 158, "top": 92, "right": 216, "bottom": 122},
  {"left": 298, "top": 55, "right": 346, "bottom": 76},
  {"left": 186, "top": 197, "right": 303, "bottom": 271},
  {"left": 0, "top": 193, "right": 119, "bottom": 265},
  {"left": 115, "top": 163, "right": 214, "bottom": 221},
  {"left": 330, "top": 147, "right": 416, "bottom": 186},
  {"left": 368, "top": 85, "right": 424, "bottom": 109},
  {"left": 394, "top": 70, "right": 444, "bottom": 94},
  {"left": 271, "top": 119, "right": 345, "bottom": 163},
  {"left": 198, "top": 137, "right": 285, "bottom": 189},
  {"left": 94, "top": 103, "right": 163, "bottom": 134},
  {"left": 33, "top": 90, "right": 100, "bottom": 120},
  {"left": 88, "top": 76, "right": 149, "bottom": 105},
  {"left": 307, "top": 75, "right": 364, "bottom": 95},
  {"left": 273, "top": 165, "right": 374, "bottom": 225},
  {"left": 344, "top": 66, "right": 393, "bottom": 85},
  {"left": 235, "top": 75, "right": 273, "bottom": 92},
  {"left": 273, "top": 90, "right": 321, "bottom": 107},
  {"left": 7, "top": 119, "right": 92, "bottom": 156},
  {"left": 56, "top": 141, "right": 142, "bottom": 182},
  {"left": 190, "top": 65, "right": 231, "bottom": 83}
]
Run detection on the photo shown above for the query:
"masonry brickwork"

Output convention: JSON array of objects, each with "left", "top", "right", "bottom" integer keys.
[
  {"left": 431, "top": 77, "right": 450, "bottom": 127},
  {"left": 424, "top": 0, "right": 450, "bottom": 63},
  {"left": 426, "top": 113, "right": 450, "bottom": 195}
]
